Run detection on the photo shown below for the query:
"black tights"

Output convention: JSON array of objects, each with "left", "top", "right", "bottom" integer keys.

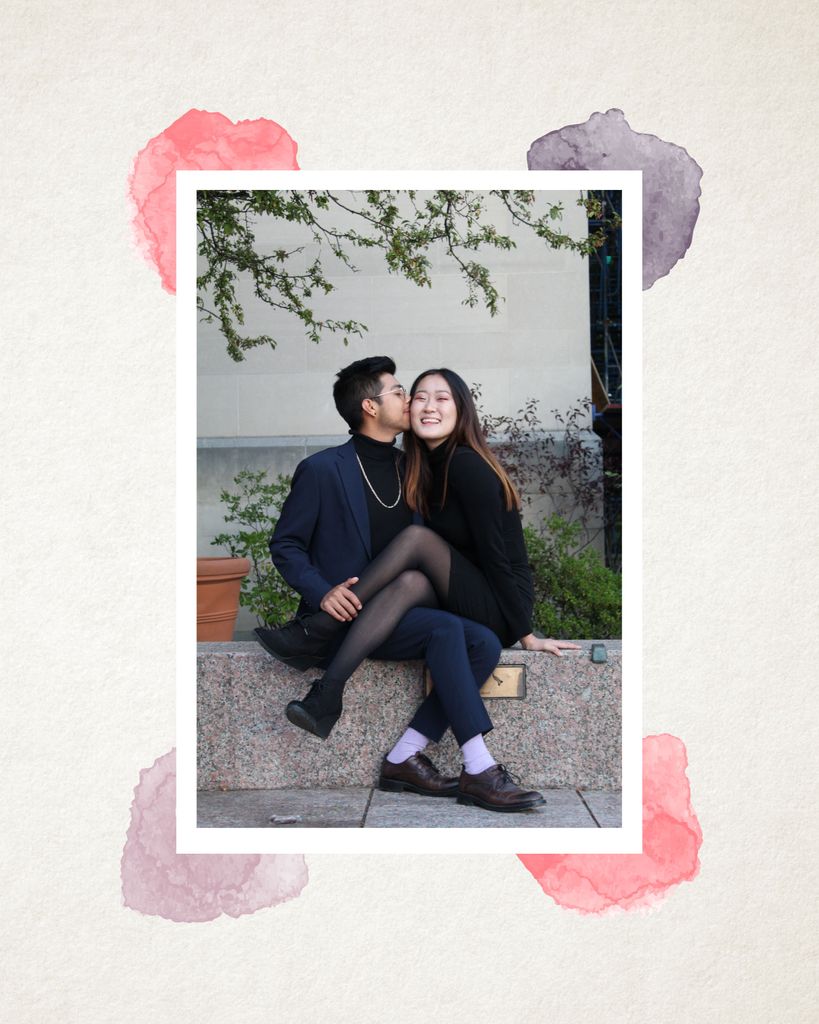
[{"left": 307, "top": 525, "right": 454, "bottom": 692}]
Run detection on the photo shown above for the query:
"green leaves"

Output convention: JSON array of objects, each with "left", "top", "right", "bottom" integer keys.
[
  {"left": 524, "top": 516, "right": 621, "bottom": 639},
  {"left": 211, "top": 469, "right": 299, "bottom": 627},
  {"left": 197, "top": 189, "right": 619, "bottom": 360}
]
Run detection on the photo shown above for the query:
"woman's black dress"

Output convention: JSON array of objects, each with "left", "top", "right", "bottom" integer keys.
[{"left": 425, "top": 444, "right": 534, "bottom": 647}]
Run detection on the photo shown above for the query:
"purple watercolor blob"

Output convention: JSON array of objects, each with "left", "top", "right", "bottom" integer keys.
[
  {"left": 528, "top": 108, "right": 702, "bottom": 289},
  {"left": 121, "top": 750, "right": 308, "bottom": 922}
]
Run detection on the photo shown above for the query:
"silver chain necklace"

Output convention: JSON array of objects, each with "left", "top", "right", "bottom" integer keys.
[{"left": 355, "top": 453, "right": 402, "bottom": 509}]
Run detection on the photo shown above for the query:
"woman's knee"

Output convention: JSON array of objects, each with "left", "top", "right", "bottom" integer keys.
[{"left": 396, "top": 569, "right": 435, "bottom": 602}]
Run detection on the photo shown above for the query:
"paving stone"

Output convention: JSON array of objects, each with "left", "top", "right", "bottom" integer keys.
[
  {"left": 364, "top": 787, "right": 597, "bottom": 828},
  {"left": 197, "top": 787, "right": 372, "bottom": 828},
  {"left": 579, "top": 789, "right": 622, "bottom": 827},
  {"left": 197, "top": 787, "right": 621, "bottom": 829}
]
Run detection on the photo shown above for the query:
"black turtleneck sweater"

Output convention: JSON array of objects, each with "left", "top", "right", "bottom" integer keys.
[
  {"left": 352, "top": 433, "right": 413, "bottom": 556},
  {"left": 425, "top": 444, "right": 534, "bottom": 643}
]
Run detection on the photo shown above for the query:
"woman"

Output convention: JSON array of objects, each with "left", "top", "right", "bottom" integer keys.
[
  {"left": 270, "top": 368, "right": 579, "bottom": 748},
  {"left": 403, "top": 368, "right": 554, "bottom": 652}
]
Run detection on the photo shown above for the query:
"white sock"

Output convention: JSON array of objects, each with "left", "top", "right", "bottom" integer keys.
[
  {"left": 386, "top": 727, "right": 430, "bottom": 764},
  {"left": 461, "top": 734, "right": 496, "bottom": 775}
]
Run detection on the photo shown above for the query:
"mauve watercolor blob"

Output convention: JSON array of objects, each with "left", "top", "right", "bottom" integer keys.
[
  {"left": 121, "top": 750, "right": 308, "bottom": 922},
  {"left": 519, "top": 735, "right": 702, "bottom": 913},
  {"left": 528, "top": 108, "right": 702, "bottom": 289},
  {"left": 128, "top": 109, "right": 299, "bottom": 293}
]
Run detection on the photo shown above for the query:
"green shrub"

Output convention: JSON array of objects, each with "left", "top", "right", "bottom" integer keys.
[
  {"left": 524, "top": 515, "right": 621, "bottom": 639},
  {"left": 211, "top": 469, "right": 299, "bottom": 627}
]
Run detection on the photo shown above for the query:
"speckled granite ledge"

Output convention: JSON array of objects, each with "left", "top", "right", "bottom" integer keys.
[{"left": 197, "top": 641, "right": 621, "bottom": 792}]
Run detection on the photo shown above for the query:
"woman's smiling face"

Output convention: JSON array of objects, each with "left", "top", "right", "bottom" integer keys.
[{"left": 410, "top": 374, "right": 458, "bottom": 449}]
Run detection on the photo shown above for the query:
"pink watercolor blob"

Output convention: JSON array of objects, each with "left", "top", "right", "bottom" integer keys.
[
  {"left": 519, "top": 734, "right": 702, "bottom": 913},
  {"left": 128, "top": 108, "right": 299, "bottom": 293},
  {"left": 528, "top": 108, "right": 703, "bottom": 289},
  {"left": 121, "top": 750, "right": 308, "bottom": 922}
]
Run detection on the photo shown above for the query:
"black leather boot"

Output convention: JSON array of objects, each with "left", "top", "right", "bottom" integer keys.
[
  {"left": 285, "top": 678, "right": 344, "bottom": 739},
  {"left": 255, "top": 619, "right": 331, "bottom": 671}
]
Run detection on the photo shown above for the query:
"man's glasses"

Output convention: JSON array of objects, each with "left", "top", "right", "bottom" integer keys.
[{"left": 374, "top": 384, "right": 407, "bottom": 399}]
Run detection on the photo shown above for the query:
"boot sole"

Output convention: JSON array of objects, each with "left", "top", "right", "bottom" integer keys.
[
  {"left": 255, "top": 628, "right": 323, "bottom": 671},
  {"left": 456, "top": 793, "right": 546, "bottom": 813},
  {"left": 285, "top": 701, "right": 339, "bottom": 740},
  {"left": 378, "top": 778, "right": 459, "bottom": 798}
]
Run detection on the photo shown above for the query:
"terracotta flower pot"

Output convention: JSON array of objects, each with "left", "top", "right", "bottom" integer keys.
[{"left": 196, "top": 557, "right": 251, "bottom": 641}]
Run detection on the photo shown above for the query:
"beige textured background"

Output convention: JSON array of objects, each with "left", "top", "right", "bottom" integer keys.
[{"left": 2, "top": 2, "right": 817, "bottom": 1021}]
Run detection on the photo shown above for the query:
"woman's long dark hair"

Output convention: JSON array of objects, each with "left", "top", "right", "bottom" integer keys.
[{"left": 403, "top": 368, "right": 520, "bottom": 517}]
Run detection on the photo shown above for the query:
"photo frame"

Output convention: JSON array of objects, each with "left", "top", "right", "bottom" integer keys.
[{"left": 177, "top": 170, "right": 643, "bottom": 855}]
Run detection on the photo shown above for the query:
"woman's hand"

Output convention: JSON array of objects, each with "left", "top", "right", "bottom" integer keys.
[{"left": 519, "top": 634, "right": 582, "bottom": 657}]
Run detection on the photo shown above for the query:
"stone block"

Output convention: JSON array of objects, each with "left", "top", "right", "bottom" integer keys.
[
  {"left": 197, "top": 642, "right": 621, "bottom": 792},
  {"left": 237, "top": 373, "right": 341, "bottom": 436},
  {"left": 197, "top": 375, "right": 237, "bottom": 436}
]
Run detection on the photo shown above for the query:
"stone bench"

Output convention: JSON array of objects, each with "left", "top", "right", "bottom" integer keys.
[{"left": 197, "top": 640, "right": 621, "bottom": 792}]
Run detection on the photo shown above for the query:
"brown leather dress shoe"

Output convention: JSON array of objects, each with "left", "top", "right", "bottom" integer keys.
[
  {"left": 378, "top": 752, "right": 460, "bottom": 797},
  {"left": 457, "top": 764, "right": 546, "bottom": 812}
]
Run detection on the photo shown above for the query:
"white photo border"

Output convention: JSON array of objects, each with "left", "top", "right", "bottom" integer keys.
[{"left": 177, "top": 170, "right": 643, "bottom": 855}]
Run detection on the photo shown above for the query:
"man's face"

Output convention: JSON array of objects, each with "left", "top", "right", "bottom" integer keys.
[{"left": 371, "top": 372, "right": 410, "bottom": 433}]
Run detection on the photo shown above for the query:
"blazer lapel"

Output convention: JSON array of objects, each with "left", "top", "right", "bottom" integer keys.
[{"left": 336, "top": 439, "right": 372, "bottom": 559}]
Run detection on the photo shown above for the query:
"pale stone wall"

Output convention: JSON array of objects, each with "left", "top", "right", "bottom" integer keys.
[
  {"left": 197, "top": 190, "right": 599, "bottom": 632},
  {"left": 197, "top": 190, "right": 592, "bottom": 437}
]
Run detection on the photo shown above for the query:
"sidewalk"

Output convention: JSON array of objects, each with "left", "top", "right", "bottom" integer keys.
[{"left": 197, "top": 787, "right": 621, "bottom": 829}]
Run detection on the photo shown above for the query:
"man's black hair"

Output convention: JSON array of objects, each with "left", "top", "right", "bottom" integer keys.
[{"left": 333, "top": 356, "right": 396, "bottom": 430}]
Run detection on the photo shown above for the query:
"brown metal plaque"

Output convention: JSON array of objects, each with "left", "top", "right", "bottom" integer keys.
[{"left": 424, "top": 665, "right": 526, "bottom": 699}]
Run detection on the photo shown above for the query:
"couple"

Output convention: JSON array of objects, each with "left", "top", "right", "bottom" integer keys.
[{"left": 256, "top": 356, "right": 579, "bottom": 812}]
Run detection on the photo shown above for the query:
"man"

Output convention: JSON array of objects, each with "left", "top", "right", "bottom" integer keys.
[{"left": 257, "top": 356, "right": 544, "bottom": 812}]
